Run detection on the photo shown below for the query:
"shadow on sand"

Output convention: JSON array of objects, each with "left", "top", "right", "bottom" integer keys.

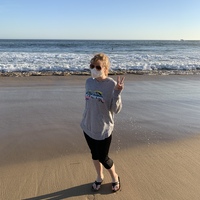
[{"left": 23, "top": 182, "right": 115, "bottom": 200}]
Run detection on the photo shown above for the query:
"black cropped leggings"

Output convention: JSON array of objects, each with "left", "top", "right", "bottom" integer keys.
[{"left": 84, "top": 132, "right": 113, "bottom": 169}]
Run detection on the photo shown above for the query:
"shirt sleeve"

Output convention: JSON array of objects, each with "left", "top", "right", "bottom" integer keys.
[{"left": 111, "top": 89, "right": 122, "bottom": 114}]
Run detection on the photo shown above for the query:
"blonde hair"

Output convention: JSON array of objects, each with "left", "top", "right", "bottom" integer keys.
[{"left": 90, "top": 53, "right": 110, "bottom": 76}]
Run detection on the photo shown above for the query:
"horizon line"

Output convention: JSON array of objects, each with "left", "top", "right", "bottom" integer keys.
[{"left": 0, "top": 38, "right": 199, "bottom": 41}]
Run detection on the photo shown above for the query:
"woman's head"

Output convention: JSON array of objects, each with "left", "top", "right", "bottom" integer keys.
[{"left": 90, "top": 53, "right": 110, "bottom": 77}]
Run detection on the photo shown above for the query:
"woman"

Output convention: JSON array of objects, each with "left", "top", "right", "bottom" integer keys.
[{"left": 80, "top": 53, "right": 125, "bottom": 192}]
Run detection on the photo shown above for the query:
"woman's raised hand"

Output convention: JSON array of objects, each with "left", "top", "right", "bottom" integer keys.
[{"left": 115, "top": 76, "right": 125, "bottom": 90}]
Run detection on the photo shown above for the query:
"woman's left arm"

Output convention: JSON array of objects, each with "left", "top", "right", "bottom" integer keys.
[{"left": 111, "top": 76, "right": 125, "bottom": 114}]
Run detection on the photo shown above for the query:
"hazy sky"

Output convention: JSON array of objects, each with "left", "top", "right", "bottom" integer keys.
[{"left": 1, "top": 0, "right": 200, "bottom": 40}]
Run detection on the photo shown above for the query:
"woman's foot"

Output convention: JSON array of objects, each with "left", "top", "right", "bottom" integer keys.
[
  {"left": 112, "top": 176, "right": 121, "bottom": 192},
  {"left": 92, "top": 176, "right": 104, "bottom": 191},
  {"left": 92, "top": 180, "right": 103, "bottom": 191}
]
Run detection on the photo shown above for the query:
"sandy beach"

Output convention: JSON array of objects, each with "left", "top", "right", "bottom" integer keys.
[{"left": 1, "top": 74, "right": 200, "bottom": 200}]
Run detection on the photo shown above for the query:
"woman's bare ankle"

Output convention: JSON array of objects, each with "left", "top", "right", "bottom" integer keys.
[{"left": 96, "top": 175, "right": 104, "bottom": 182}]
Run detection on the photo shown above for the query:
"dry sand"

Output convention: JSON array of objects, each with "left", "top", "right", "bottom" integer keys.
[{"left": 1, "top": 75, "right": 200, "bottom": 200}]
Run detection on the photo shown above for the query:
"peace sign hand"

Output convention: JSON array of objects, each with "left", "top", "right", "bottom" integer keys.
[{"left": 115, "top": 76, "right": 125, "bottom": 91}]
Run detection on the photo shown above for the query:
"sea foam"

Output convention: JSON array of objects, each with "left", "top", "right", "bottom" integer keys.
[{"left": 1, "top": 40, "right": 200, "bottom": 74}]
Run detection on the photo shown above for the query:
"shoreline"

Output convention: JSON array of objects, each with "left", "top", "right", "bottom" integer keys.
[{"left": 1, "top": 69, "right": 200, "bottom": 77}]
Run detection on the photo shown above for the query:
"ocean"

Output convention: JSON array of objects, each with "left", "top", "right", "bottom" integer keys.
[{"left": 0, "top": 39, "right": 200, "bottom": 74}]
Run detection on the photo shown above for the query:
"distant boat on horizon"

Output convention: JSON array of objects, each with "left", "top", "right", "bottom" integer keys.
[{"left": 180, "top": 39, "right": 184, "bottom": 41}]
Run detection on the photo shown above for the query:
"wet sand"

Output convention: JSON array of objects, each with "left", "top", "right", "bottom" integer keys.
[{"left": 1, "top": 75, "right": 200, "bottom": 200}]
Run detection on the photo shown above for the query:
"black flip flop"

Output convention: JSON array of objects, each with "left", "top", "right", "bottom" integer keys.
[
  {"left": 112, "top": 176, "right": 121, "bottom": 192},
  {"left": 92, "top": 180, "right": 103, "bottom": 191}
]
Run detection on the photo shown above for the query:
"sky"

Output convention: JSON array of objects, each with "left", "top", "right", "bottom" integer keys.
[{"left": 0, "top": 0, "right": 200, "bottom": 40}]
